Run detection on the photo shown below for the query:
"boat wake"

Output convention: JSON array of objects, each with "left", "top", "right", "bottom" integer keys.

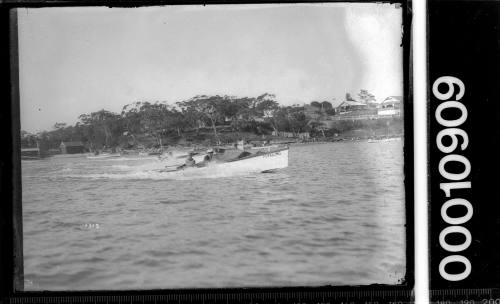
[
  {"left": 62, "top": 163, "right": 266, "bottom": 181},
  {"left": 87, "top": 156, "right": 160, "bottom": 161},
  {"left": 59, "top": 147, "right": 289, "bottom": 181}
]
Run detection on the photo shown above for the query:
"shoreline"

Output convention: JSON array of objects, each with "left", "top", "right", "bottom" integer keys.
[{"left": 22, "top": 134, "right": 404, "bottom": 160}]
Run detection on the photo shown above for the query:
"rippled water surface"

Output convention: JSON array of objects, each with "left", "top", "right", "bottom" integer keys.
[{"left": 22, "top": 141, "right": 406, "bottom": 290}]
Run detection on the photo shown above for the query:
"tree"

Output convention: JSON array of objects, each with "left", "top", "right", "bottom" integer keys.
[
  {"left": 308, "top": 121, "right": 326, "bottom": 137},
  {"left": 137, "top": 101, "right": 172, "bottom": 148},
  {"left": 92, "top": 110, "right": 121, "bottom": 147},
  {"left": 270, "top": 107, "right": 290, "bottom": 132},
  {"left": 121, "top": 102, "right": 144, "bottom": 144},
  {"left": 121, "top": 101, "right": 188, "bottom": 147},
  {"left": 254, "top": 93, "right": 279, "bottom": 118},
  {"left": 20, "top": 130, "right": 38, "bottom": 147},
  {"left": 51, "top": 122, "right": 70, "bottom": 144},
  {"left": 346, "top": 93, "right": 355, "bottom": 101},
  {"left": 325, "top": 108, "right": 336, "bottom": 115},
  {"left": 176, "top": 99, "right": 205, "bottom": 131},
  {"left": 358, "top": 89, "right": 376, "bottom": 104},
  {"left": 224, "top": 96, "right": 251, "bottom": 130},
  {"left": 321, "top": 101, "right": 333, "bottom": 110},
  {"left": 77, "top": 110, "right": 121, "bottom": 149},
  {"left": 199, "top": 97, "right": 222, "bottom": 143},
  {"left": 77, "top": 114, "right": 96, "bottom": 148},
  {"left": 54, "top": 122, "right": 67, "bottom": 130},
  {"left": 29, "top": 91, "right": 337, "bottom": 148},
  {"left": 269, "top": 105, "right": 309, "bottom": 135},
  {"left": 167, "top": 109, "right": 188, "bottom": 137},
  {"left": 243, "top": 93, "right": 279, "bottom": 133},
  {"left": 310, "top": 101, "right": 322, "bottom": 108},
  {"left": 286, "top": 106, "right": 308, "bottom": 134},
  {"left": 177, "top": 95, "right": 225, "bottom": 143}
]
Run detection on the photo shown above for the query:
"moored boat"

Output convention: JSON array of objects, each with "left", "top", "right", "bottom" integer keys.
[
  {"left": 86, "top": 153, "right": 121, "bottom": 159},
  {"left": 368, "top": 137, "right": 402, "bottom": 143}
]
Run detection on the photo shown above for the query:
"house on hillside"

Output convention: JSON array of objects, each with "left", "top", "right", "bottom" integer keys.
[
  {"left": 60, "top": 141, "right": 86, "bottom": 154},
  {"left": 378, "top": 96, "right": 403, "bottom": 116},
  {"left": 335, "top": 100, "right": 369, "bottom": 114}
]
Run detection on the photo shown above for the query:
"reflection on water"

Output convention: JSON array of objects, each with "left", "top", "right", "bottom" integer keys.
[{"left": 22, "top": 141, "right": 406, "bottom": 290}]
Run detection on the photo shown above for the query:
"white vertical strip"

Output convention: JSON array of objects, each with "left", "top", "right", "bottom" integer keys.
[{"left": 413, "top": 0, "right": 429, "bottom": 303}]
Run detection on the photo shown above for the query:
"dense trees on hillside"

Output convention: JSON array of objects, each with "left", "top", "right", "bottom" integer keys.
[
  {"left": 21, "top": 93, "right": 319, "bottom": 149},
  {"left": 20, "top": 90, "right": 387, "bottom": 149}
]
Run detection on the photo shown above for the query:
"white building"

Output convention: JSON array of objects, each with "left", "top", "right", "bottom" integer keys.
[{"left": 377, "top": 96, "right": 403, "bottom": 116}]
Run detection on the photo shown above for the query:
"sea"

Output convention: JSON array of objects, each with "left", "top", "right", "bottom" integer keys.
[{"left": 21, "top": 140, "right": 406, "bottom": 291}]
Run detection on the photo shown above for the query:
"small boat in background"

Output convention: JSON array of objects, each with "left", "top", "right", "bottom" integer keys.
[
  {"left": 148, "top": 151, "right": 162, "bottom": 156},
  {"left": 139, "top": 151, "right": 162, "bottom": 156},
  {"left": 368, "top": 137, "right": 402, "bottom": 143},
  {"left": 86, "top": 153, "right": 121, "bottom": 159}
]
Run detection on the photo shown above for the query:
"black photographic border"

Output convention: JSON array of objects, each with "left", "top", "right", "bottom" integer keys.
[
  {"left": 427, "top": 0, "right": 500, "bottom": 300},
  {"left": 0, "top": 1, "right": 413, "bottom": 302}
]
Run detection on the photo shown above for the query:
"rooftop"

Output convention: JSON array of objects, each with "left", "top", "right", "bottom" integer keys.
[
  {"left": 382, "top": 96, "right": 403, "bottom": 104},
  {"left": 338, "top": 100, "right": 368, "bottom": 107}
]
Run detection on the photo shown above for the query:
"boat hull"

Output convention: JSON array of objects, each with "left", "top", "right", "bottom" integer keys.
[
  {"left": 156, "top": 147, "right": 289, "bottom": 175},
  {"left": 212, "top": 147, "right": 289, "bottom": 173}
]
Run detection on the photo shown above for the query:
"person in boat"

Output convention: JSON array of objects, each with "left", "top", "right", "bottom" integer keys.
[
  {"left": 236, "top": 139, "right": 245, "bottom": 150},
  {"left": 176, "top": 152, "right": 196, "bottom": 170},
  {"left": 199, "top": 148, "right": 215, "bottom": 166},
  {"left": 205, "top": 148, "right": 214, "bottom": 161},
  {"left": 185, "top": 152, "right": 196, "bottom": 166}
]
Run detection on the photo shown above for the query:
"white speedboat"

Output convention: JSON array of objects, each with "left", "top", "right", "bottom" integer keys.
[
  {"left": 157, "top": 146, "right": 289, "bottom": 174},
  {"left": 218, "top": 146, "right": 288, "bottom": 173}
]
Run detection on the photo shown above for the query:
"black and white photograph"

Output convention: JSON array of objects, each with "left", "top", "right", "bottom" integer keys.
[{"left": 18, "top": 3, "right": 407, "bottom": 291}]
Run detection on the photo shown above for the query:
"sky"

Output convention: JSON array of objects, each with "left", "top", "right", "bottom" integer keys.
[{"left": 17, "top": 3, "right": 403, "bottom": 133}]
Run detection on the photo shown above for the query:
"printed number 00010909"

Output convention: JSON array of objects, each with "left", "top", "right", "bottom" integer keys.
[{"left": 432, "top": 76, "right": 472, "bottom": 282}]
